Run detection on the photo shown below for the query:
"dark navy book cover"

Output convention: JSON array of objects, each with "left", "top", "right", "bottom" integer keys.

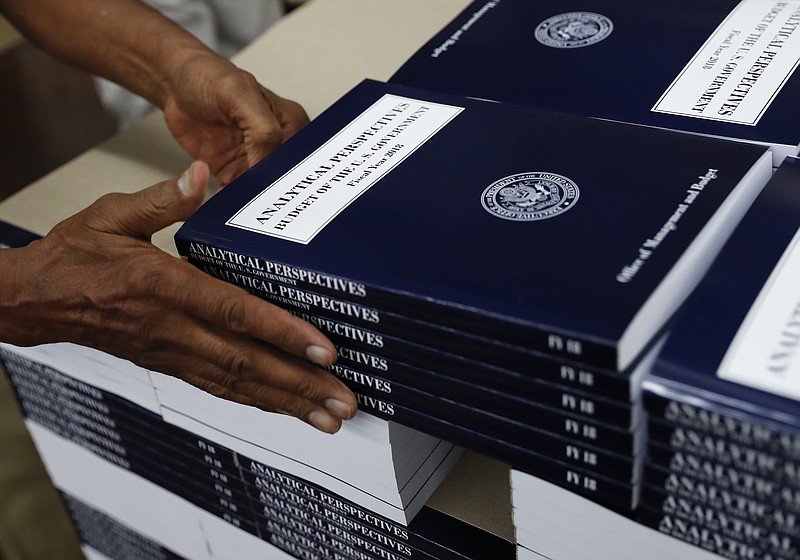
[
  {"left": 390, "top": 0, "right": 800, "bottom": 165},
  {"left": 643, "top": 157, "right": 800, "bottom": 436},
  {"left": 175, "top": 78, "right": 772, "bottom": 371},
  {"left": 0, "top": 219, "right": 39, "bottom": 249}
]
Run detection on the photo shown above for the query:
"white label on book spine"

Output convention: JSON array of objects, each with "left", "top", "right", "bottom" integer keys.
[
  {"left": 652, "top": 0, "right": 800, "bottom": 125},
  {"left": 227, "top": 94, "right": 463, "bottom": 244},
  {"left": 718, "top": 227, "right": 800, "bottom": 399}
]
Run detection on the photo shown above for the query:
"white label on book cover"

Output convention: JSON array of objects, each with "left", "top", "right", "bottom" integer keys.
[
  {"left": 718, "top": 227, "right": 800, "bottom": 399},
  {"left": 653, "top": 0, "right": 800, "bottom": 125},
  {"left": 227, "top": 94, "right": 463, "bottom": 244}
]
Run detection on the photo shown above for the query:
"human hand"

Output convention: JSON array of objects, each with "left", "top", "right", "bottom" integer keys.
[
  {"left": 1, "top": 162, "right": 355, "bottom": 433},
  {"left": 162, "top": 52, "right": 309, "bottom": 186}
]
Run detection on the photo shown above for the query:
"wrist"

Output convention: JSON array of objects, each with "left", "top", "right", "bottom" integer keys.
[{"left": 0, "top": 245, "right": 42, "bottom": 346}]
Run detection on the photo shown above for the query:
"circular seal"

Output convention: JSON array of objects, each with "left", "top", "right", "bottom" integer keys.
[
  {"left": 534, "top": 12, "right": 613, "bottom": 49},
  {"left": 481, "top": 172, "right": 579, "bottom": 221}
]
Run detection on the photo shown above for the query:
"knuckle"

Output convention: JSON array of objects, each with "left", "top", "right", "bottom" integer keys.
[
  {"left": 135, "top": 321, "right": 160, "bottom": 349},
  {"left": 126, "top": 264, "right": 166, "bottom": 297},
  {"left": 222, "top": 347, "right": 254, "bottom": 378},
  {"left": 218, "top": 298, "right": 249, "bottom": 332},
  {"left": 290, "top": 375, "right": 319, "bottom": 402},
  {"left": 206, "top": 383, "right": 233, "bottom": 400},
  {"left": 271, "top": 393, "right": 304, "bottom": 417}
]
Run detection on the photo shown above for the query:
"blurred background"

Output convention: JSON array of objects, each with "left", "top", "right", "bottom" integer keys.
[{"left": 0, "top": 0, "right": 308, "bottom": 202}]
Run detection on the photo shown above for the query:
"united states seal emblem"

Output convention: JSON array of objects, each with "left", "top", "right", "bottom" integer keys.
[
  {"left": 481, "top": 172, "right": 579, "bottom": 221},
  {"left": 534, "top": 12, "right": 613, "bottom": 49}
]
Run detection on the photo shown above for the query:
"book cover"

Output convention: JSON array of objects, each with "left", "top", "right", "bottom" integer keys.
[
  {"left": 175, "top": 78, "right": 772, "bottom": 372},
  {"left": 0, "top": 219, "right": 38, "bottom": 249},
  {"left": 390, "top": 0, "right": 800, "bottom": 166},
  {"left": 642, "top": 157, "right": 800, "bottom": 442}
]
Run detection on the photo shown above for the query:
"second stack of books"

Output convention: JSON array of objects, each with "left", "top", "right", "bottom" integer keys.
[
  {"left": 639, "top": 157, "right": 800, "bottom": 559},
  {"left": 176, "top": 78, "right": 774, "bottom": 512}
]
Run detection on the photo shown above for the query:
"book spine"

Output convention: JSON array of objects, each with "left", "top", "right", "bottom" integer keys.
[
  {"left": 327, "top": 359, "right": 636, "bottom": 453},
  {"left": 635, "top": 503, "right": 798, "bottom": 560},
  {"left": 61, "top": 492, "right": 187, "bottom": 560},
  {"left": 193, "top": 260, "right": 632, "bottom": 401},
  {"left": 643, "top": 456, "right": 800, "bottom": 515},
  {"left": 179, "top": 240, "right": 619, "bottom": 369},
  {"left": 258, "top": 521, "right": 366, "bottom": 560},
  {"left": 643, "top": 393, "right": 800, "bottom": 460},
  {"left": 2, "top": 348, "right": 454, "bottom": 558},
  {"left": 333, "top": 339, "right": 637, "bottom": 434},
  {"left": 243, "top": 456, "right": 510, "bottom": 560},
  {"left": 257, "top": 508, "right": 433, "bottom": 560},
  {"left": 2, "top": 347, "right": 497, "bottom": 559},
  {"left": 647, "top": 434, "right": 800, "bottom": 487},
  {"left": 247, "top": 477, "right": 445, "bottom": 560},
  {"left": 641, "top": 483, "right": 800, "bottom": 540},
  {"left": 3, "top": 352, "right": 263, "bottom": 533},
  {"left": 240, "top": 459, "right": 460, "bottom": 560},
  {"left": 355, "top": 386, "right": 634, "bottom": 481},
  {"left": 292, "top": 308, "right": 635, "bottom": 430},
  {"left": 647, "top": 419, "right": 800, "bottom": 485},
  {"left": 352, "top": 390, "right": 636, "bottom": 508}
]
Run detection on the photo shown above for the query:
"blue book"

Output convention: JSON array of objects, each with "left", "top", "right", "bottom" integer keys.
[
  {"left": 175, "top": 79, "right": 772, "bottom": 372},
  {"left": 642, "top": 157, "right": 800, "bottom": 450},
  {"left": 389, "top": 0, "right": 800, "bottom": 166},
  {"left": 0, "top": 219, "right": 38, "bottom": 249}
]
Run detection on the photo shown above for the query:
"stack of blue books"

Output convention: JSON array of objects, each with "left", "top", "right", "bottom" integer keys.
[
  {"left": 175, "top": 77, "right": 773, "bottom": 514},
  {"left": 1, "top": 222, "right": 501, "bottom": 560},
  {"left": 389, "top": 0, "right": 800, "bottom": 168},
  {"left": 0, "top": 335, "right": 498, "bottom": 560},
  {"left": 385, "top": 0, "right": 800, "bottom": 556},
  {"left": 639, "top": 157, "right": 800, "bottom": 559}
]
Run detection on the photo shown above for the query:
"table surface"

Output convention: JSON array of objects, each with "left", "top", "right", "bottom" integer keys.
[{"left": 0, "top": 0, "right": 515, "bottom": 542}]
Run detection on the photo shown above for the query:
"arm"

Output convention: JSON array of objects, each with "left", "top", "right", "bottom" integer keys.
[
  {"left": 0, "top": 0, "right": 200, "bottom": 109},
  {"left": 0, "top": 0, "right": 309, "bottom": 184},
  {"left": 0, "top": 162, "right": 356, "bottom": 433},
  {"left": 0, "top": 1, "right": 354, "bottom": 432}
]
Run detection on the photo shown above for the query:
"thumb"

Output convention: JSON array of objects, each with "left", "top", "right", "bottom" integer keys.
[{"left": 106, "top": 161, "right": 210, "bottom": 238}]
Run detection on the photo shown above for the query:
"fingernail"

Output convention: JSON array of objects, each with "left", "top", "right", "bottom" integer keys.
[
  {"left": 324, "top": 398, "right": 353, "bottom": 420},
  {"left": 308, "top": 410, "right": 339, "bottom": 434},
  {"left": 306, "top": 345, "right": 334, "bottom": 366},
  {"left": 178, "top": 164, "right": 194, "bottom": 196}
]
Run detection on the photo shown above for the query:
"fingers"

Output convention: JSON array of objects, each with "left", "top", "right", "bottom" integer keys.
[
  {"left": 163, "top": 308, "right": 356, "bottom": 433},
  {"left": 181, "top": 360, "right": 356, "bottom": 434},
  {"left": 89, "top": 161, "right": 209, "bottom": 239},
  {"left": 144, "top": 242, "right": 355, "bottom": 427},
  {"left": 157, "top": 260, "right": 337, "bottom": 366},
  {"left": 219, "top": 76, "right": 309, "bottom": 168},
  {"left": 162, "top": 270, "right": 357, "bottom": 429},
  {"left": 65, "top": 162, "right": 357, "bottom": 433},
  {"left": 216, "top": 74, "right": 284, "bottom": 161}
]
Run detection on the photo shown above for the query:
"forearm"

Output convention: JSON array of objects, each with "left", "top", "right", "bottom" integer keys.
[{"left": 0, "top": 0, "right": 214, "bottom": 108}]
